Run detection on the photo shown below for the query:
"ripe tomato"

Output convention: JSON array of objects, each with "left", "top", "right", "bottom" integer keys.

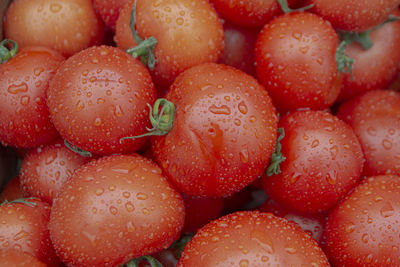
[
  {"left": 19, "top": 140, "right": 88, "bottom": 203},
  {"left": 263, "top": 110, "right": 364, "bottom": 214},
  {"left": 49, "top": 154, "right": 185, "bottom": 267},
  {"left": 255, "top": 12, "right": 341, "bottom": 113},
  {"left": 93, "top": 0, "right": 129, "bottom": 31},
  {"left": 0, "top": 198, "right": 60, "bottom": 266},
  {"left": 0, "top": 176, "right": 24, "bottom": 202},
  {"left": 308, "top": 0, "right": 400, "bottom": 31},
  {"left": 178, "top": 211, "right": 330, "bottom": 266},
  {"left": 0, "top": 46, "right": 64, "bottom": 148},
  {"left": 4, "top": 0, "right": 104, "bottom": 56},
  {"left": 0, "top": 249, "right": 46, "bottom": 267},
  {"left": 151, "top": 63, "right": 278, "bottom": 198},
  {"left": 114, "top": 0, "right": 224, "bottom": 87},
  {"left": 47, "top": 45, "right": 157, "bottom": 155},
  {"left": 337, "top": 90, "right": 400, "bottom": 176},
  {"left": 322, "top": 175, "right": 400, "bottom": 266}
]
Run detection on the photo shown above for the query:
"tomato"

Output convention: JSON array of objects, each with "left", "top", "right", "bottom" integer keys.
[
  {"left": 47, "top": 45, "right": 157, "bottom": 155},
  {"left": 114, "top": 0, "right": 224, "bottom": 87},
  {"left": 337, "top": 17, "right": 400, "bottom": 102},
  {"left": 151, "top": 63, "right": 278, "bottom": 198},
  {"left": 0, "top": 198, "right": 60, "bottom": 266},
  {"left": 0, "top": 249, "right": 46, "bottom": 267},
  {"left": 4, "top": 0, "right": 104, "bottom": 56},
  {"left": 255, "top": 12, "right": 341, "bottom": 113},
  {"left": 308, "top": 0, "right": 400, "bottom": 32},
  {"left": 178, "top": 211, "right": 329, "bottom": 266},
  {"left": 336, "top": 90, "right": 400, "bottom": 177},
  {"left": 0, "top": 46, "right": 64, "bottom": 148},
  {"left": 49, "top": 154, "right": 185, "bottom": 267},
  {"left": 322, "top": 175, "right": 400, "bottom": 266},
  {"left": 263, "top": 110, "right": 364, "bottom": 214},
  {"left": 93, "top": 0, "right": 129, "bottom": 31},
  {"left": 19, "top": 140, "right": 88, "bottom": 203},
  {"left": 0, "top": 175, "right": 24, "bottom": 202}
]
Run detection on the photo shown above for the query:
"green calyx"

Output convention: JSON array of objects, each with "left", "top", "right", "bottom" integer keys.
[
  {"left": 0, "top": 39, "right": 18, "bottom": 64},
  {"left": 277, "top": 0, "right": 314, "bottom": 13},
  {"left": 266, "top": 128, "right": 286, "bottom": 176},
  {"left": 120, "top": 98, "right": 175, "bottom": 142},
  {"left": 64, "top": 140, "right": 92, "bottom": 157},
  {"left": 123, "top": 256, "right": 163, "bottom": 267},
  {"left": 1, "top": 197, "right": 37, "bottom": 207},
  {"left": 126, "top": 0, "right": 157, "bottom": 69},
  {"left": 170, "top": 233, "right": 193, "bottom": 259}
]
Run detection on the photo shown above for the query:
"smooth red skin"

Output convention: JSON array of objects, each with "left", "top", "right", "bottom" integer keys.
[
  {"left": 263, "top": 111, "right": 364, "bottom": 214},
  {"left": 337, "top": 18, "right": 400, "bottom": 102},
  {"left": 93, "top": 0, "right": 129, "bottom": 31},
  {"left": 337, "top": 90, "right": 400, "bottom": 177},
  {"left": 0, "top": 47, "right": 64, "bottom": 148},
  {"left": 47, "top": 45, "right": 157, "bottom": 155},
  {"left": 0, "top": 176, "right": 24, "bottom": 202},
  {"left": 260, "top": 198, "right": 326, "bottom": 243},
  {"left": 308, "top": 0, "right": 400, "bottom": 32},
  {"left": 151, "top": 63, "right": 278, "bottom": 198},
  {"left": 255, "top": 12, "right": 341, "bottom": 113},
  {"left": 178, "top": 211, "right": 329, "bottom": 266},
  {"left": 114, "top": 0, "right": 224, "bottom": 87},
  {"left": 0, "top": 199, "right": 61, "bottom": 266},
  {"left": 219, "top": 22, "right": 258, "bottom": 76},
  {"left": 4, "top": 0, "right": 104, "bottom": 57},
  {"left": 19, "top": 140, "right": 88, "bottom": 204},
  {"left": 0, "top": 249, "right": 46, "bottom": 267},
  {"left": 182, "top": 194, "right": 224, "bottom": 233},
  {"left": 49, "top": 154, "right": 185, "bottom": 267},
  {"left": 322, "top": 175, "right": 400, "bottom": 266}
]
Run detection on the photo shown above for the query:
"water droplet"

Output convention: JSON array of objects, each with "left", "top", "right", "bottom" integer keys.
[
  {"left": 249, "top": 116, "right": 257, "bottom": 123},
  {"left": 209, "top": 104, "right": 231, "bottom": 115},
  {"left": 8, "top": 83, "right": 28, "bottom": 94},
  {"left": 76, "top": 100, "right": 84, "bottom": 111},
  {"left": 176, "top": 17, "right": 184, "bottom": 25},
  {"left": 127, "top": 221, "right": 136, "bottom": 232},
  {"left": 239, "top": 259, "right": 249, "bottom": 267},
  {"left": 250, "top": 230, "right": 274, "bottom": 253},
  {"left": 125, "top": 202, "right": 135, "bottom": 212},
  {"left": 111, "top": 168, "right": 129, "bottom": 174},
  {"left": 20, "top": 96, "right": 30, "bottom": 106},
  {"left": 238, "top": 101, "right": 248, "bottom": 114},
  {"left": 284, "top": 245, "right": 297, "bottom": 254},
  {"left": 380, "top": 202, "right": 395, "bottom": 218},
  {"left": 345, "top": 223, "right": 355, "bottom": 233},
  {"left": 142, "top": 208, "right": 150, "bottom": 215},
  {"left": 136, "top": 193, "right": 148, "bottom": 200},
  {"left": 114, "top": 105, "right": 124, "bottom": 117},
  {"left": 290, "top": 173, "right": 301, "bottom": 184},
  {"left": 367, "top": 127, "right": 376, "bottom": 136},
  {"left": 95, "top": 188, "right": 104, "bottom": 196},
  {"left": 109, "top": 206, "right": 118, "bottom": 215},
  {"left": 361, "top": 233, "right": 369, "bottom": 243},
  {"left": 94, "top": 118, "right": 102, "bottom": 126},
  {"left": 382, "top": 139, "right": 392, "bottom": 150},
  {"left": 300, "top": 46, "right": 309, "bottom": 54},
  {"left": 33, "top": 68, "right": 44, "bottom": 76},
  {"left": 50, "top": 3, "right": 62, "bottom": 12},
  {"left": 239, "top": 149, "right": 249, "bottom": 163},
  {"left": 123, "top": 192, "right": 131, "bottom": 198},
  {"left": 326, "top": 171, "right": 337, "bottom": 185},
  {"left": 311, "top": 139, "right": 319, "bottom": 148},
  {"left": 234, "top": 119, "right": 241, "bottom": 126},
  {"left": 330, "top": 146, "right": 338, "bottom": 160},
  {"left": 292, "top": 32, "right": 302, "bottom": 40},
  {"left": 14, "top": 230, "right": 27, "bottom": 241}
]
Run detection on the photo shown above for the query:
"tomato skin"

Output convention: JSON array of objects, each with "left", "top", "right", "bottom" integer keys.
[
  {"left": 4, "top": 0, "right": 104, "bottom": 56},
  {"left": 93, "top": 0, "right": 129, "bottom": 31},
  {"left": 0, "top": 199, "right": 60, "bottom": 266},
  {"left": 47, "top": 45, "right": 157, "bottom": 155},
  {"left": 308, "top": 0, "right": 400, "bottom": 32},
  {"left": 263, "top": 110, "right": 364, "bottom": 214},
  {"left": 336, "top": 90, "right": 400, "bottom": 177},
  {"left": 178, "top": 211, "right": 329, "bottom": 266},
  {"left": 0, "top": 176, "right": 24, "bottom": 202},
  {"left": 255, "top": 12, "right": 340, "bottom": 113},
  {"left": 49, "top": 154, "right": 185, "bottom": 267},
  {"left": 152, "top": 63, "right": 278, "bottom": 198},
  {"left": 0, "top": 249, "right": 46, "bottom": 267},
  {"left": 19, "top": 140, "right": 88, "bottom": 203},
  {"left": 322, "top": 175, "right": 400, "bottom": 266},
  {"left": 115, "top": 0, "right": 224, "bottom": 87},
  {"left": 337, "top": 17, "right": 400, "bottom": 102},
  {"left": 0, "top": 46, "right": 64, "bottom": 148}
]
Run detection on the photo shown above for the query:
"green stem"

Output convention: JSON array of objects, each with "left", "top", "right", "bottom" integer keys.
[
  {"left": 170, "top": 233, "right": 193, "bottom": 259},
  {"left": 120, "top": 98, "right": 175, "bottom": 142},
  {"left": 335, "top": 40, "right": 354, "bottom": 75},
  {"left": 277, "top": 0, "right": 314, "bottom": 13},
  {"left": 64, "top": 140, "right": 92, "bottom": 157},
  {"left": 123, "top": 256, "right": 163, "bottom": 267},
  {"left": 1, "top": 197, "right": 37, "bottom": 207},
  {"left": 0, "top": 39, "right": 18, "bottom": 64},
  {"left": 266, "top": 128, "right": 286, "bottom": 176}
]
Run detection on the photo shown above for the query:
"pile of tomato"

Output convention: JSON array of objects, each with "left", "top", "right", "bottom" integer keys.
[{"left": 0, "top": 0, "right": 400, "bottom": 266}]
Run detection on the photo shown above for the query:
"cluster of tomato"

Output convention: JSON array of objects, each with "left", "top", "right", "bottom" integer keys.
[{"left": 0, "top": 0, "right": 400, "bottom": 266}]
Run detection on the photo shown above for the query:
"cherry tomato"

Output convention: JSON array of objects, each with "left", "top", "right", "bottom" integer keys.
[
  {"left": 0, "top": 176, "right": 24, "bottom": 202},
  {"left": 0, "top": 249, "right": 46, "bottom": 267}
]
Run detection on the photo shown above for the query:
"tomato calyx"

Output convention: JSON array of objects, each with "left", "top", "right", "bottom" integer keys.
[
  {"left": 122, "top": 255, "right": 163, "bottom": 267},
  {"left": 266, "top": 128, "right": 286, "bottom": 176},
  {"left": 126, "top": 0, "right": 158, "bottom": 70},
  {"left": 277, "top": 0, "right": 314, "bottom": 14},
  {"left": 64, "top": 140, "right": 92, "bottom": 157},
  {"left": 169, "top": 233, "right": 194, "bottom": 259},
  {"left": 120, "top": 98, "right": 175, "bottom": 142},
  {"left": 0, "top": 39, "right": 18, "bottom": 64},
  {"left": 0, "top": 197, "right": 37, "bottom": 207}
]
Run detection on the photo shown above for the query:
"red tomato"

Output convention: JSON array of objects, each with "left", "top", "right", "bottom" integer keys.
[
  {"left": 4, "top": 0, "right": 104, "bottom": 56},
  {"left": 47, "top": 45, "right": 157, "bottom": 155},
  {"left": 151, "top": 63, "right": 278, "bottom": 198},
  {"left": 308, "top": 0, "right": 400, "bottom": 31},
  {"left": 0, "top": 46, "right": 64, "bottom": 148},
  {"left": 49, "top": 154, "right": 185, "bottom": 267},
  {"left": 114, "top": 0, "right": 224, "bottom": 87},
  {"left": 336, "top": 90, "right": 400, "bottom": 176},
  {"left": 263, "top": 110, "right": 364, "bottom": 214},
  {"left": 93, "top": 0, "right": 129, "bottom": 31},
  {"left": 19, "top": 140, "right": 88, "bottom": 203},
  {"left": 255, "top": 12, "right": 341, "bottom": 113},
  {"left": 0, "top": 198, "right": 60, "bottom": 266},
  {"left": 178, "top": 211, "right": 330, "bottom": 266},
  {"left": 0, "top": 249, "right": 46, "bottom": 267},
  {"left": 0, "top": 176, "right": 24, "bottom": 202},
  {"left": 322, "top": 175, "right": 400, "bottom": 266}
]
